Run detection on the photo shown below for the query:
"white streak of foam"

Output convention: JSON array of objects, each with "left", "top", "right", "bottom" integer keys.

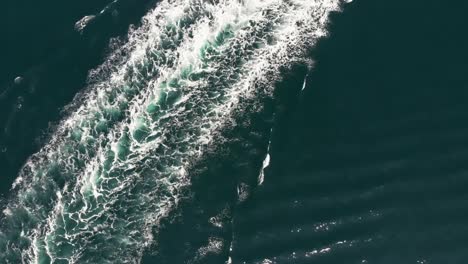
[
  {"left": 302, "top": 74, "right": 308, "bottom": 91},
  {"left": 74, "top": 15, "right": 96, "bottom": 33},
  {"left": 258, "top": 127, "right": 272, "bottom": 185}
]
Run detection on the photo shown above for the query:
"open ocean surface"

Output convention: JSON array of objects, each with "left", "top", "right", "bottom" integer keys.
[{"left": 2, "top": 0, "right": 468, "bottom": 263}]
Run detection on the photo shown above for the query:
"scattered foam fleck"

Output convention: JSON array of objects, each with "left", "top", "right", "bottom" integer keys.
[{"left": 74, "top": 15, "right": 96, "bottom": 33}]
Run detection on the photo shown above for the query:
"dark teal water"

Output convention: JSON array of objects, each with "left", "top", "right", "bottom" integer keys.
[
  {"left": 229, "top": 1, "right": 468, "bottom": 263},
  {"left": 2, "top": 0, "right": 468, "bottom": 263},
  {"left": 0, "top": 0, "right": 156, "bottom": 195}
]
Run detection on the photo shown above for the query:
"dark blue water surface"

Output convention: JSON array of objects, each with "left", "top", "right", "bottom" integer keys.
[
  {"left": 2, "top": 0, "right": 468, "bottom": 263},
  {"left": 230, "top": 1, "right": 468, "bottom": 263}
]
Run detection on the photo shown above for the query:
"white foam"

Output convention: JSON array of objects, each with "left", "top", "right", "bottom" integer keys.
[
  {"left": 302, "top": 74, "right": 308, "bottom": 91},
  {"left": 258, "top": 128, "right": 273, "bottom": 185},
  {"left": 1, "top": 0, "right": 344, "bottom": 262},
  {"left": 74, "top": 15, "right": 96, "bottom": 33}
]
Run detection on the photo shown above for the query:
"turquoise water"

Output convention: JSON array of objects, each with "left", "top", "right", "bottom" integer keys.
[{"left": 2, "top": 0, "right": 468, "bottom": 263}]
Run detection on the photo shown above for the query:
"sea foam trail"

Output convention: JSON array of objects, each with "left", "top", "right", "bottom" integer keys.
[
  {"left": 1, "top": 0, "right": 209, "bottom": 261},
  {"left": 0, "top": 0, "right": 343, "bottom": 263}
]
